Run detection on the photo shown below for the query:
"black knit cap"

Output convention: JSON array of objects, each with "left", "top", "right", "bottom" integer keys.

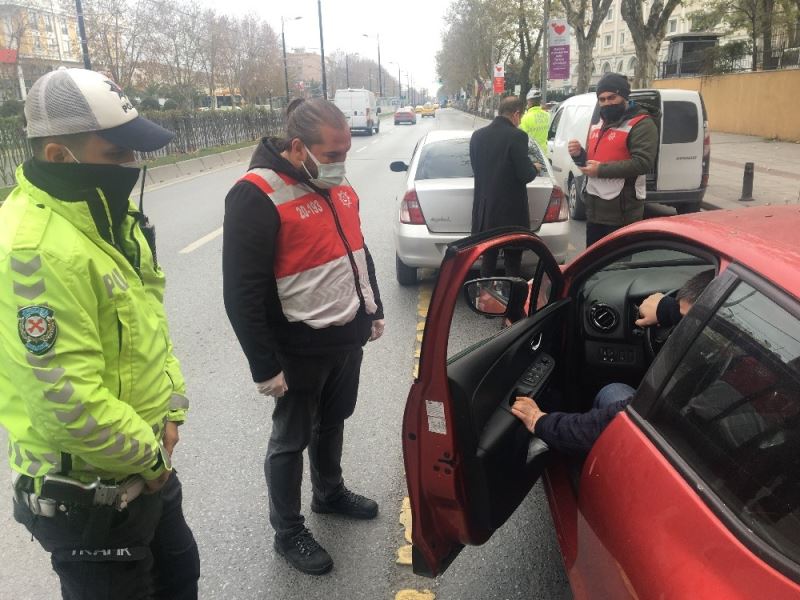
[{"left": 596, "top": 72, "right": 631, "bottom": 99}]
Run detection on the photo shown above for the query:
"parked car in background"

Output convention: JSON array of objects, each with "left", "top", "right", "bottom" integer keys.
[
  {"left": 421, "top": 103, "right": 436, "bottom": 118},
  {"left": 547, "top": 89, "right": 710, "bottom": 219},
  {"left": 415, "top": 105, "right": 424, "bottom": 113},
  {"left": 404, "top": 206, "right": 800, "bottom": 599},
  {"left": 395, "top": 106, "right": 417, "bottom": 125},
  {"left": 333, "top": 88, "right": 380, "bottom": 135},
  {"left": 390, "top": 130, "right": 568, "bottom": 285}
]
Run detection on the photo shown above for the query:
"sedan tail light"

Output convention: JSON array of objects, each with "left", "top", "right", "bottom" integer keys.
[
  {"left": 400, "top": 189, "right": 426, "bottom": 225},
  {"left": 543, "top": 186, "right": 568, "bottom": 223}
]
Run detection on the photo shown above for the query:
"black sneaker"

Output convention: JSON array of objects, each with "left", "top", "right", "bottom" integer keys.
[
  {"left": 274, "top": 528, "right": 333, "bottom": 575},
  {"left": 311, "top": 488, "right": 379, "bottom": 519}
]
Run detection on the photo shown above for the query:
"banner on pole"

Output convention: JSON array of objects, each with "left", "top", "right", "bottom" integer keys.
[
  {"left": 492, "top": 63, "right": 505, "bottom": 93},
  {"left": 548, "top": 19, "right": 570, "bottom": 80}
]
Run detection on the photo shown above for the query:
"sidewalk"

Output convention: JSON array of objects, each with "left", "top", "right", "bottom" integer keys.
[{"left": 703, "top": 132, "right": 800, "bottom": 210}]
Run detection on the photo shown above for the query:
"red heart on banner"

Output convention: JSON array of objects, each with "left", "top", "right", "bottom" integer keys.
[
  {"left": 495, "top": 65, "right": 502, "bottom": 73},
  {"left": 553, "top": 24, "right": 566, "bottom": 35}
]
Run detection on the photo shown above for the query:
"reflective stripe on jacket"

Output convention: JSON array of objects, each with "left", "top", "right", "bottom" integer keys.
[
  {"left": 239, "top": 168, "right": 378, "bottom": 328},
  {"left": 0, "top": 165, "right": 187, "bottom": 483},
  {"left": 586, "top": 114, "right": 649, "bottom": 200}
]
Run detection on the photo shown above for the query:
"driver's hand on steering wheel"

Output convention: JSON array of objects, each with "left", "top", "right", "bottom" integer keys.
[
  {"left": 512, "top": 396, "right": 548, "bottom": 434},
  {"left": 635, "top": 293, "right": 665, "bottom": 328}
]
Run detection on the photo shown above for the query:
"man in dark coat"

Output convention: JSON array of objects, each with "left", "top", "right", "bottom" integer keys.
[{"left": 470, "top": 96, "right": 541, "bottom": 277}]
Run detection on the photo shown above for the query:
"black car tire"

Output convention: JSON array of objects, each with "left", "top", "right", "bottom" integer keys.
[
  {"left": 568, "top": 176, "right": 586, "bottom": 221},
  {"left": 366, "top": 123, "right": 374, "bottom": 136},
  {"left": 396, "top": 254, "right": 417, "bottom": 286}
]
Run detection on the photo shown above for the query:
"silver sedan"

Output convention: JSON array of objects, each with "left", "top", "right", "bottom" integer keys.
[{"left": 390, "top": 129, "right": 569, "bottom": 285}]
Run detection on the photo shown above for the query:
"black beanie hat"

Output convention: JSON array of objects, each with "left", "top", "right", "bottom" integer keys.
[{"left": 596, "top": 72, "right": 631, "bottom": 99}]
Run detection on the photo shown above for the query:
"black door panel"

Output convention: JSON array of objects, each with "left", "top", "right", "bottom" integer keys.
[{"left": 446, "top": 299, "right": 572, "bottom": 532}]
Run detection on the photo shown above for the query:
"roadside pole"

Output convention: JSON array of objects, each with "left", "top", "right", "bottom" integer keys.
[{"left": 541, "top": 0, "right": 549, "bottom": 103}]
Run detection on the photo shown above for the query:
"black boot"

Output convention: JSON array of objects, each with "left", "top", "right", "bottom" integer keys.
[
  {"left": 274, "top": 527, "right": 333, "bottom": 575},
  {"left": 311, "top": 487, "right": 379, "bottom": 519}
]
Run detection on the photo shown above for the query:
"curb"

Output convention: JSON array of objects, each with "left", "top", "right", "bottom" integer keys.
[{"left": 139, "top": 144, "right": 257, "bottom": 191}]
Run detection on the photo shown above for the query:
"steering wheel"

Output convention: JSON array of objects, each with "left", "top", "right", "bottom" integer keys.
[{"left": 644, "top": 288, "right": 679, "bottom": 360}]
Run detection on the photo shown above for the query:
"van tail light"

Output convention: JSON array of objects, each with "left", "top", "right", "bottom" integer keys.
[
  {"left": 400, "top": 189, "right": 426, "bottom": 225},
  {"left": 543, "top": 186, "right": 568, "bottom": 223}
]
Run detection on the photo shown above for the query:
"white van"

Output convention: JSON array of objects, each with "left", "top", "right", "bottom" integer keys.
[
  {"left": 546, "top": 89, "right": 710, "bottom": 218},
  {"left": 333, "top": 88, "right": 380, "bottom": 135}
]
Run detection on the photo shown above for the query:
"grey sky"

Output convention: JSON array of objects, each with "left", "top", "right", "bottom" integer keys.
[{"left": 204, "top": 0, "right": 448, "bottom": 95}]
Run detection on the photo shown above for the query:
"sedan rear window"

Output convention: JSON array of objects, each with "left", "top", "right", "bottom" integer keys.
[
  {"left": 663, "top": 100, "right": 699, "bottom": 144},
  {"left": 415, "top": 139, "right": 474, "bottom": 180}
]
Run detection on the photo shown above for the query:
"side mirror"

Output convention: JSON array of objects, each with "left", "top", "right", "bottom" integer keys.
[
  {"left": 463, "top": 277, "right": 531, "bottom": 322},
  {"left": 390, "top": 161, "right": 409, "bottom": 172},
  {"left": 377, "top": 107, "right": 382, "bottom": 114}
]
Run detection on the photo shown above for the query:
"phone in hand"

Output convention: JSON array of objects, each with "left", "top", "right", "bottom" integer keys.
[{"left": 572, "top": 154, "right": 587, "bottom": 168}]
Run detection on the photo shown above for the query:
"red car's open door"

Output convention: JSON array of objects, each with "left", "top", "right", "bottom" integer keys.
[{"left": 402, "top": 228, "right": 568, "bottom": 576}]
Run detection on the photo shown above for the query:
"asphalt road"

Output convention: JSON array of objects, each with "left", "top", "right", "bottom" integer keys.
[{"left": 0, "top": 108, "right": 572, "bottom": 599}]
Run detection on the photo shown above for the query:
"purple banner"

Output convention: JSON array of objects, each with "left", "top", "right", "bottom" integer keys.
[{"left": 549, "top": 45, "right": 570, "bottom": 80}]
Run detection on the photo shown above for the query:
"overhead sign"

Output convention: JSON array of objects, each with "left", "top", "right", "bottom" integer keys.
[{"left": 548, "top": 19, "right": 570, "bottom": 80}]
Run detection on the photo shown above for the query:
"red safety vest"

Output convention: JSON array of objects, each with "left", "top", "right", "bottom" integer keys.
[
  {"left": 586, "top": 114, "right": 649, "bottom": 200},
  {"left": 587, "top": 114, "right": 649, "bottom": 162},
  {"left": 239, "top": 168, "right": 378, "bottom": 329}
]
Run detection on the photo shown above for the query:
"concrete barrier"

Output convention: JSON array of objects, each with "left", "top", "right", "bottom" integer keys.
[
  {"left": 149, "top": 163, "right": 183, "bottom": 185},
  {"left": 174, "top": 157, "right": 206, "bottom": 178},
  {"left": 200, "top": 154, "right": 224, "bottom": 170}
]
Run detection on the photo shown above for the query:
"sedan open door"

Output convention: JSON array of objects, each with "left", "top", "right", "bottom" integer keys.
[{"left": 402, "top": 228, "right": 568, "bottom": 576}]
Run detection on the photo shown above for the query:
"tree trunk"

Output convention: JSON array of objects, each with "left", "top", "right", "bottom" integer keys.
[
  {"left": 751, "top": 18, "right": 759, "bottom": 70},
  {"left": 633, "top": 38, "right": 660, "bottom": 87},
  {"left": 761, "top": 0, "right": 775, "bottom": 69},
  {"left": 576, "top": 37, "right": 594, "bottom": 93}
]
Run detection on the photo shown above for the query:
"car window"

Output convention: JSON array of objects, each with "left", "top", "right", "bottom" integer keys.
[
  {"left": 648, "top": 280, "right": 800, "bottom": 565},
  {"left": 663, "top": 100, "right": 698, "bottom": 144},
  {"left": 528, "top": 139, "right": 546, "bottom": 164},
  {"left": 547, "top": 107, "right": 563, "bottom": 140},
  {"left": 415, "top": 139, "right": 473, "bottom": 180}
]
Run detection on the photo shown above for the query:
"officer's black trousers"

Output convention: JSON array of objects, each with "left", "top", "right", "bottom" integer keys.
[
  {"left": 265, "top": 347, "right": 363, "bottom": 539},
  {"left": 14, "top": 473, "right": 199, "bottom": 600}
]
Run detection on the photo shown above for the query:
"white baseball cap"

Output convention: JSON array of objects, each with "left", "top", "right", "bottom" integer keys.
[
  {"left": 526, "top": 88, "right": 541, "bottom": 101},
  {"left": 24, "top": 68, "right": 174, "bottom": 152}
]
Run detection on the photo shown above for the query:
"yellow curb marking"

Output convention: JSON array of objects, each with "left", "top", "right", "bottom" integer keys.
[
  {"left": 396, "top": 544, "right": 413, "bottom": 565},
  {"left": 400, "top": 495, "right": 413, "bottom": 544},
  {"left": 395, "top": 591, "right": 435, "bottom": 600}
]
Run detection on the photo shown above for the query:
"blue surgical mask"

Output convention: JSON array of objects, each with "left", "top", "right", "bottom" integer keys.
[{"left": 302, "top": 147, "right": 346, "bottom": 189}]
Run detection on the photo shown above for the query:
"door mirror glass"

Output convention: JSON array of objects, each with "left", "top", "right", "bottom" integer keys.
[
  {"left": 377, "top": 106, "right": 382, "bottom": 114},
  {"left": 463, "top": 278, "right": 521, "bottom": 317},
  {"left": 390, "top": 161, "right": 409, "bottom": 172}
]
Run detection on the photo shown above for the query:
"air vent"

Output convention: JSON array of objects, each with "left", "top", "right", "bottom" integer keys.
[{"left": 589, "top": 304, "right": 619, "bottom": 332}]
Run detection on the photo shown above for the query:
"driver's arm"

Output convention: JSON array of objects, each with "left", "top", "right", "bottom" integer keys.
[{"left": 635, "top": 293, "right": 682, "bottom": 328}]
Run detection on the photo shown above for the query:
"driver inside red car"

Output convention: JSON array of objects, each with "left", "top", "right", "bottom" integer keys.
[{"left": 511, "top": 269, "right": 715, "bottom": 455}]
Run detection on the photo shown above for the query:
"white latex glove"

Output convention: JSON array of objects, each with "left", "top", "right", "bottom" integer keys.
[
  {"left": 369, "top": 319, "right": 385, "bottom": 342},
  {"left": 256, "top": 372, "right": 288, "bottom": 398}
]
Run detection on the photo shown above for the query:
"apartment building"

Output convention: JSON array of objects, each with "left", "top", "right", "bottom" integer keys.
[{"left": 0, "top": 0, "right": 81, "bottom": 101}]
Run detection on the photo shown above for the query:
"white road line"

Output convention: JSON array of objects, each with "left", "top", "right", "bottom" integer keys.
[
  {"left": 370, "top": 140, "right": 379, "bottom": 145},
  {"left": 179, "top": 226, "right": 223, "bottom": 254},
  {"left": 356, "top": 146, "right": 367, "bottom": 153}
]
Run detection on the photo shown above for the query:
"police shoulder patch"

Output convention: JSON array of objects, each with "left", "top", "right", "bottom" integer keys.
[{"left": 18, "top": 305, "right": 58, "bottom": 355}]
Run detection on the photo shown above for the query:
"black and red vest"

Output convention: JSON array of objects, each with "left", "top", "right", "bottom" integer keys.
[{"left": 586, "top": 114, "right": 649, "bottom": 200}]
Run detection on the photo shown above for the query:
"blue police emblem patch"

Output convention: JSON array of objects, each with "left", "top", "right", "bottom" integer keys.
[{"left": 18, "top": 305, "right": 58, "bottom": 355}]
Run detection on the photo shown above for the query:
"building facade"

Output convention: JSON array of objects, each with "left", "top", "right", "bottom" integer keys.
[{"left": 0, "top": 0, "right": 81, "bottom": 101}]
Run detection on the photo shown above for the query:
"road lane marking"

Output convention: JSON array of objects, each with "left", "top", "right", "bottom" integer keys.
[
  {"left": 396, "top": 591, "right": 435, "bottom": 600},
  {"left": 356, "top": 146, "right": 367, "bottom": 153},
  {"left": 179, "top": 226, "right": 223, "bottom": 254},
  {"left": 371, "top": 140, "right": 380, "bottom": 145}
]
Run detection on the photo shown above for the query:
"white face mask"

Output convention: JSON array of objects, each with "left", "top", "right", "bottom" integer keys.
[{"left": 302, "top": 147, "right": 346, "bottom": 189}]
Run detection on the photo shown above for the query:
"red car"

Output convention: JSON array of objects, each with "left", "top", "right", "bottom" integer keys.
[
  {"left": 403, "top": 206, "right": 800, "bottom": 599},
  {"left": 394, "top": 106, "right": 417, "bottom": 125}
]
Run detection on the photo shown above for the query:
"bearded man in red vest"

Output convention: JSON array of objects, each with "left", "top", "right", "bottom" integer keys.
[
  {"left": 222, "top": 98, "right": 384, "bottom": 576},
  {"left": 568, "top": 73, "right": 659, "bottom": 247}
]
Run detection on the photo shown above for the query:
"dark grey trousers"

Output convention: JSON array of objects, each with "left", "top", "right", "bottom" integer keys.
[{"left": 265, "top": 348, "right": 363, "bottom": 539}]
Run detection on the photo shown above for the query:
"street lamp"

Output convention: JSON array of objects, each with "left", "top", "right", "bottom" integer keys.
[
  {"left": 281, "top": 15, "right": 302, "bottom": 103},
  {"left": 317, "top": 0, "right": 327, "bottom": 99},
  {"left": 387, "top": 61, "right": 402, "bottom": 103},
  {"left": 362, "top": 33, "right": 382, "bottom": 97}
]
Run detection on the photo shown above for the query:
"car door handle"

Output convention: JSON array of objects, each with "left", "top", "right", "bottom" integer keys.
[{"left": 530, "top": 332, "right": 543, "bottom": 352}]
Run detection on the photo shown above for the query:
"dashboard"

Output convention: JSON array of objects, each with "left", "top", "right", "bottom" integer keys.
[{"left": 578, "top": 263, "right": 713, "bottom": 372}]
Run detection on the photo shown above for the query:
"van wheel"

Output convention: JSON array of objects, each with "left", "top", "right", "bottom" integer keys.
[
  {"left": 396, "top": 254, "right": 417, "bottom": 286},
  {"left": 675, "top": 201, "right": 701, "bottom": 215},
  {"left": 366, "top": 124, "right": 374, "bottom": 136},
  {"left": 568, "top": 177, "right": 586, "bottom": 221}
]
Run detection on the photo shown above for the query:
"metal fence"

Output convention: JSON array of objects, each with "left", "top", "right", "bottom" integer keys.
[{"left": 0, "top": 109, "right": 286, "bottom": 186}]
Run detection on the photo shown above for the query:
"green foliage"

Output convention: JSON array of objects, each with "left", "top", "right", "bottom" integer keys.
[
  {"left": 138, "top": 97, "right": 161, "bottom": 111},
  {"left": 0, "top": 100, "right": 24, "bottom": 119},
  {"left": 163, "top": 99, "right": 179, "bottom": 110}
]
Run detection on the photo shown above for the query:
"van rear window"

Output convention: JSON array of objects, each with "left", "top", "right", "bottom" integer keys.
[{"left": 663, "top": 101, "right": 698, "bottom": 144}]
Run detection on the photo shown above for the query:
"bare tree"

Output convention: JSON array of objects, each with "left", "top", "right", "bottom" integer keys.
[
  {"left": 561, "top": 0, "right": 614, "bottom": 92},
  {"left": 0, "top": 0, "right": 37, "bottom": 100},
  {"left": 517, "top": 0, "right": 543, "bottom": 95},
  {"left": 620, "top": 0, "right": 682, "bottom": 86},
  {"left": 148, "top": 0, "right": 202, "bottom": 107},
  {"left": 197, "top": 9, "right": 230, "bottom": 109},
  {"left": 81, "top": 0, "right": 151, "bottom": 89}
]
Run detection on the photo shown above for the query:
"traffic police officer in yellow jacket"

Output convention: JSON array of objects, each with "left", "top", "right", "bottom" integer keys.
[
  {"left": 0, "top": 68, "right": 199, "bottom": 599},
  {"left": 519, "top": 88, "right": 549, "bottom": 150}
]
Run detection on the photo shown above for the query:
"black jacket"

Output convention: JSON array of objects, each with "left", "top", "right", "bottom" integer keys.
[
  {"left": 222, "top": 138, "right": 383, "bottom": 383},
  {"left": 470, "top": 116, "right": 539, "bottom": 234}
]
